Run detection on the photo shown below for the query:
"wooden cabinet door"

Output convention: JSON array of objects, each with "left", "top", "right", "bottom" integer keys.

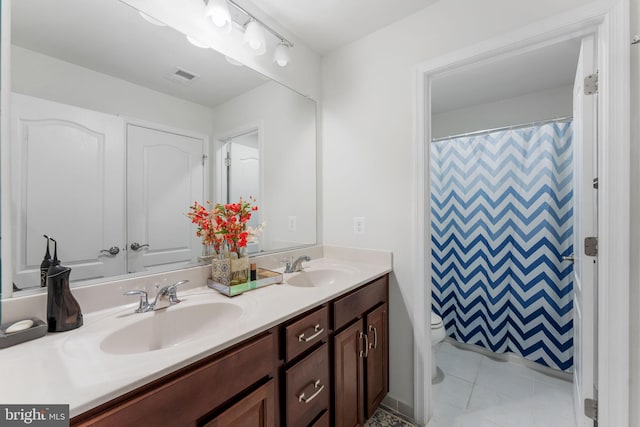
[
  {"left": 365, "top": 303, "right": 388, "bottom": 418},
  {"left": 204, "top": 380, "right": 275, "bottom": 427},
  {"left": 333, "top": 320, "right": 364, "bottom": 427}
]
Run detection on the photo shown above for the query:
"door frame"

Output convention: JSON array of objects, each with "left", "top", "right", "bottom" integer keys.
[
  {"left": 412, "top": 1, "right": 630, "bottom": 425},
  {"left": 213, "top": 122, "right": 265, "bottom": 235}
]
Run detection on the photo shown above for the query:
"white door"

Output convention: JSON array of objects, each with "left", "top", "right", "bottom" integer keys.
[
  {"left": 11, "top": 93, "right": 126, "bottom": 288},
  {"left": 126, "top": 124, "right": 204, "bottom": 273},
  {"left": 572, "top": 35, "right": 598, "bottom": 426}
]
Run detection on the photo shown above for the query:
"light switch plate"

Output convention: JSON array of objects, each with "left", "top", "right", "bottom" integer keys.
[
  {"left": 353, "top": 217, "right": 365, "bottom": 234},
  {"left": 288, "top": 216, "right": 297, "bottom": 231}
]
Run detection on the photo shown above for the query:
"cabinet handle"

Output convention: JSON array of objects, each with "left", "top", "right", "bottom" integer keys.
[
  {"left": 298, "top": 324, "right": 325, "bottom": 343},
  {"left": 359, "top": 331, "right": 369, "bottom": 358},
  {"left": 298, "top": 379, "right": 325, "bottom": 403},
  {"left": 369, "top": 325, "right": 378, "bottom": 349}
]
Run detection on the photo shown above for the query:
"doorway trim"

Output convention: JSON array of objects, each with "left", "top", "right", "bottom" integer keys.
[
  {"left": 213, "top": 121, "right": 265, "bottom": 244},
  {"left": 412, "top": 1, "right": 630, "bottom": 425}
]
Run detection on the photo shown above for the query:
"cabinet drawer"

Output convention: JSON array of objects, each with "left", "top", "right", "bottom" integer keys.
[
  {"left": 310, "top": 410, "right": 330, "bottom": 427},
  {"left": 74, "top": 333, "right": 274, "bottom": 427},
  {"left": 202, "top": 379, "right": 275, "bottom": 427},
  {"left": 285, "top": 306, "right": 329, "bottom": 362},
  {"left": 333, "top": 276, "right": 387, "bottom": 331},
  {"left": 285, "top": 342, "right": 330, "bottom": 427}
]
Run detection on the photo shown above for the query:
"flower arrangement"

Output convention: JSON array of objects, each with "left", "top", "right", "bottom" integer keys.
[{"left": 187, "top": 196, "right": 262, "bottom": 256}]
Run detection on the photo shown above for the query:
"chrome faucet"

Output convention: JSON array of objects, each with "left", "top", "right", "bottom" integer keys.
[
  {"left": 124, "top": 280, "right": 189, "bottom": 313},
  {"left": 284, "top": 255, "right": 311, "bottom": 273}
]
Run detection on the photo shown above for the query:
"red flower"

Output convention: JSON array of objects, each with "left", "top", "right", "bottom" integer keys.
[{"left": 187, "top": 196, "right": 260, "bottom": 254}]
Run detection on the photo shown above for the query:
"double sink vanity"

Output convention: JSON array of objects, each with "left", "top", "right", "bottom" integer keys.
[{"left": 0, "top": 246, "right": 392, "bottom": 426}]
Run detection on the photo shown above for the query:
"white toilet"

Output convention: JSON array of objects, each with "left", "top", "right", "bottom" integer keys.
[{"left": 430, "top": 312, "right": 446, "bottom": 379}]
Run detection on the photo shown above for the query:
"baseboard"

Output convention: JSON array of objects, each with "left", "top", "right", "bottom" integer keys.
[
  {"left": 381, "top": 395, "right": 416, "bottom": 423},
  {"left": 443, "top": 337, "right": 573, "bottom": 381}
]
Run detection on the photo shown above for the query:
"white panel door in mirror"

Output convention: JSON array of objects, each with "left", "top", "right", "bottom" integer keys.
[
  {"left": 126, "top": 124, "right": 204, "bottom": 273},
  {"left": 11, "top": 93, "right": 126, "bottom": 289}
]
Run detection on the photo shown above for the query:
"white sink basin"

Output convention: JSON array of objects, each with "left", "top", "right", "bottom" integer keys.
[
  {"left": 286, "top": 266, "right": 359, "bottom": 287},
  {"left": 100, "top": 302, "right": 243, "bottom": 355}
]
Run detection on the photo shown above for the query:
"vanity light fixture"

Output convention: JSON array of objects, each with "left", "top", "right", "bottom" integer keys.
[
  {"left": 273, "top": 41, "right": 290, "bottom": 67},
  {"left": 243, "top": 20, "right": 266, "bottom": 55},
  {"left": 205, "top": 0, "right": 232, "bottom": 33},
  {"left": 203, "top": 0, "right": 294, "bottom": 65}
]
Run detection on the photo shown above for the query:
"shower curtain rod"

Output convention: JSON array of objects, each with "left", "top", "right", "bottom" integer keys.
[{"left": 431, "top": 115, "right": 573, "bottom": 143}]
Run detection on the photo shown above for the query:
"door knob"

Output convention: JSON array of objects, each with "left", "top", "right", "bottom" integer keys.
[
  {"left": 100, "top": 246, "right": 120, "bottom": 256},
  {"left": 562, "top": 255, "right": 575, "bottom": 263},
  {"left": 130, "top": 242, "right": 149, "bottom": 251}
]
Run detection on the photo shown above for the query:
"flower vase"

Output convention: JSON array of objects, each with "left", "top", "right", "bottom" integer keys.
[
  {"left": 211, "top": 256, "right": 231, "bottom": 286},
  {"left": 198, "top": 244, "right": 216, "bottom": 264},
  {"left": 230, "top": 253, "right": 250, "bottom": 285}
]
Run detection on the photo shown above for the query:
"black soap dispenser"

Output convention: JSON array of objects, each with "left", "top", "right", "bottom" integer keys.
[
  {"left": 46, "top": 238, "right": 83, "bottom": 332},
  {"left": 40, "top": 235, "right": 52, "bottom": 288}
]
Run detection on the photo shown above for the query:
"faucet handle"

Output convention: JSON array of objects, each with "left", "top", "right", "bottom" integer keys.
[
  {"left": 168, "top": 280, "right": 189, "bottom": 290},
  {"left": 167, "top": 280, "right": 189, "bottom": 304},
  {"left": 124, "top": 290, "right": 151, "bottom": 313},
  {"left": 281, "top": 257, "right": 294, "bottom": 273}
]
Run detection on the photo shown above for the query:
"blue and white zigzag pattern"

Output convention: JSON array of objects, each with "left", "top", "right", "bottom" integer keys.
[{"left": 431, "top": 122, "right": 574, "bottom": 372}]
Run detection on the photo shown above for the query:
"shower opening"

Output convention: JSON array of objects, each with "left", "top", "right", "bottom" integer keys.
[{"left": 430, "top": 117, "right": 575, "bottom": 372}]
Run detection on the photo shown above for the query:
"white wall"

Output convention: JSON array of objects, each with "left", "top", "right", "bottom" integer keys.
[
  {"left": 432, "top": 85, "right": 573, "bottom": 139},
  {"left": 211, "top": 81, "right": 317, "bottom": 251},
  {"left": 11, "top": 46, "right": 214, "bottom": 138},
  {"left": 321, "top": 0, "right": 600, "bottom": 417},
  {"left": 629, "top": 0, "right": 639, "bottom": 425}
]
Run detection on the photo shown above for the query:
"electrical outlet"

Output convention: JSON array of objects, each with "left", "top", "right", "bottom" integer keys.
[
  {"left": 288, "top": 216, "right": 297, "bottom": 231},
  {"left": 353, "top": 217, "right": 365, "bottom": 235}
]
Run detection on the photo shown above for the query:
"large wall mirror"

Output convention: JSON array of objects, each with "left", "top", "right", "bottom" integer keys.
[{"left": 7, "top": 0, "right": 317, "bottom": 294}]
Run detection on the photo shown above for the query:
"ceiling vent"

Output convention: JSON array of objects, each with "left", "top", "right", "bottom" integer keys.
[{"left": 165, "top": 67, "right": 200, "bottom": 85}]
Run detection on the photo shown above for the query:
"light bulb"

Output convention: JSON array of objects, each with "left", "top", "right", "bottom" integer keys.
[
  {"left": 244, "top": 20, "right": 266, "bottom": 55},
  {"left": 205, "top": 0, "right": 232, "bottom": 29},
  {"left": 273, "top": 42, "right": 290, "bottom": 67}
]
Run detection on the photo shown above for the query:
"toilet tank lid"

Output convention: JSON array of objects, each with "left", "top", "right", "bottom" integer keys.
[{"left": 431, "top": 312, "right": 443, "bottom": 328}]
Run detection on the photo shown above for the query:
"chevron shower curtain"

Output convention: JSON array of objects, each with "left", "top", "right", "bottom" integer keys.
[{"left": 430, "top": 121, "right": 574, "bottom": 371}]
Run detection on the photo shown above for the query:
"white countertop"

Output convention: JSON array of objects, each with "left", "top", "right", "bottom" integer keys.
[{"left": 0, "top": 250, "right": 391, "bottom": 417}]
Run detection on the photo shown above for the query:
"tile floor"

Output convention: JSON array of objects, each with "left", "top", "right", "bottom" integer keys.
[
  {"left": 428, "top": 341, "right": 576, "bottom": 427},
  {"left": 366, "top": 408, "right": 417, "bottom": 427}
]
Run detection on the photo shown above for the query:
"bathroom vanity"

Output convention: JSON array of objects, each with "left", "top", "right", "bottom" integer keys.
[
  {"left": 71, "top": 275, "right": 388, "bottom": 427},
  {"left": 0, "top": 247, "right": 391, "bottom": 427}
]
